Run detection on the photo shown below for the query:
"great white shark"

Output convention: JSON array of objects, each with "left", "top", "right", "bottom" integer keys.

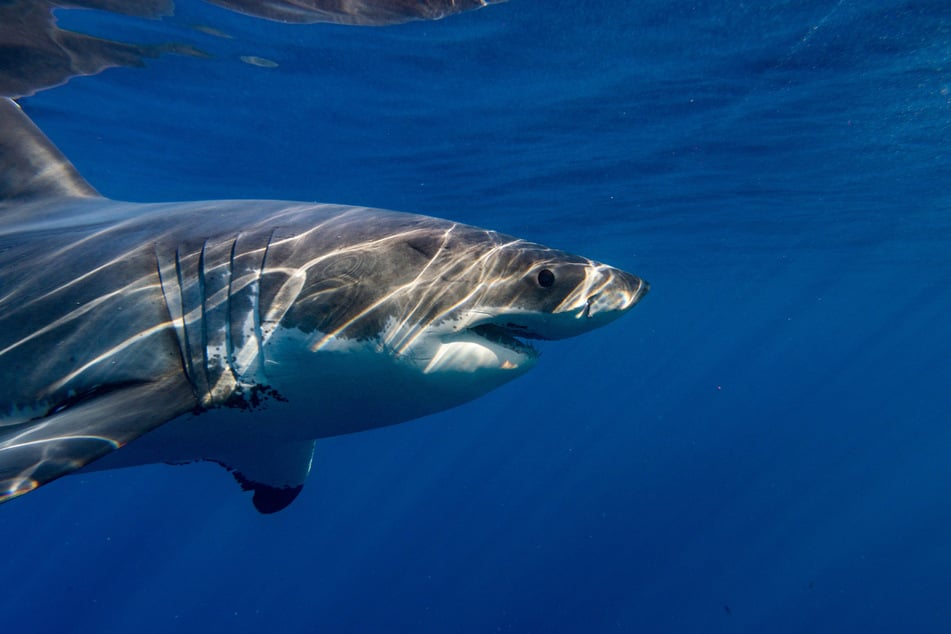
[{"left": 0, "top": 97, "right": 648, "bottom": 513}]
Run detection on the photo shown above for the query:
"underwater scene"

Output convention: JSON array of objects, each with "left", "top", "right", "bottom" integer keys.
[{"left": 1, "top": 1, "right": 950, "bottom": 632}]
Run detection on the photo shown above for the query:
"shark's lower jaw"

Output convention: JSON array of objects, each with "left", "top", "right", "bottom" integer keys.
[{"left": 421, "top": 324, "right": 539, "bottom": 375}]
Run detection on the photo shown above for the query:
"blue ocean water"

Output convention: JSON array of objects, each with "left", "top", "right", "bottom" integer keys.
[{"left": 2, "top": 1, "right": 950, "bottom": 632}]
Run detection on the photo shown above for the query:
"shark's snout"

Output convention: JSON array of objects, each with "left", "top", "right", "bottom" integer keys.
[{"left": 586, "top": 268, "right": 649, "bottom": 319}]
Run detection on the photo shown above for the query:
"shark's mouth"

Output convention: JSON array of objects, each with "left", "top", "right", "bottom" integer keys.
[
  {"left": 468, "top": 323, "right": 541, "bottom": 358},
  {"left": 418, "top": 320, "right": 542, "bottom": 375}
]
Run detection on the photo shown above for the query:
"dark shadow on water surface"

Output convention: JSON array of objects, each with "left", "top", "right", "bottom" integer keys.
[{"left": 0, "top": 0, "right": 500, "bottom": 97}]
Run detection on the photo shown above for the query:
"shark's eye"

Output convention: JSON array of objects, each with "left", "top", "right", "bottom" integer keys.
[{"left": 537, "top": 269, "right": 555, "bottom": 288}]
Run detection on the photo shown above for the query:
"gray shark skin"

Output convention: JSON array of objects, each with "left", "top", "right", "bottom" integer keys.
[{"left": 0, "top": 98, "right": 648, "bottom": 513}]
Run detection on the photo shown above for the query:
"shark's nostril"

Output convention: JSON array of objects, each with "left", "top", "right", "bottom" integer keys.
[{"left": 584, "top": 294, "right": 598, "bottom": 318}]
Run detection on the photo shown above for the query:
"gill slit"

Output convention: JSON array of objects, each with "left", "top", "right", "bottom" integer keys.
[
  {"left": 224, "top": 234, "right": 239, "bottom": 382},
  {"left": 255, "top": 228, "right": 276, "bottom": 379},
  {"left": 173, "top": 246, "right": 198, "bottom": 390},
  {"left": 197, "top": 240, "right": 212, "bottom": 403},
  {"left": 154, "top": 243, "right": 191, "bottom": 390}
]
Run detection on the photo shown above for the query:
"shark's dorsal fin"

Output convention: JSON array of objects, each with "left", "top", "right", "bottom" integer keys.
[{"left": 0, "top": 98, "right": 99, "bottom": 201}]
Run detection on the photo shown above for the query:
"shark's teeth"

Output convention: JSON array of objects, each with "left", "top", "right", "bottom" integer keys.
[{"left": 468, "top": 323, "right": 538, "bottom": 357}]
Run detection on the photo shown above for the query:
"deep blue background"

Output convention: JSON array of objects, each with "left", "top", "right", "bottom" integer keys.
[{"left": 3, "top": 1, "right": 951, "bottom": 631}]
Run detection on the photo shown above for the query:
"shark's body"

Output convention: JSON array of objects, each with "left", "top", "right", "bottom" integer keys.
[{"left": 0, "top": 98, "right": 647, "bottom": 512}]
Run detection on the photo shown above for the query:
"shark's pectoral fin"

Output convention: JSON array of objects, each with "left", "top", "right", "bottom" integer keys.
[
  {"left": 233, "top": 471, "right": 304, "bottom": 514},
  {"left": 0, "top": 379, "right": 196, "bottom": 503},
  {"left": 211, "top": 440, "right": 315, "bottom": 514}
]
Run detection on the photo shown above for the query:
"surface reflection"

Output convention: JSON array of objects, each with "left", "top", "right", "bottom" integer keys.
[{"left": 0, "top": 0, "right": 500, "bottom": 97}]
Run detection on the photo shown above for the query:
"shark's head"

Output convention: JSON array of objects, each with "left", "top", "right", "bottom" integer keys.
[
  {"left": 395, "top": 239, "right": 649, "bottom": 377},
  {"left": 243, "top": 211, "right": 648, "bottom": 432}
]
